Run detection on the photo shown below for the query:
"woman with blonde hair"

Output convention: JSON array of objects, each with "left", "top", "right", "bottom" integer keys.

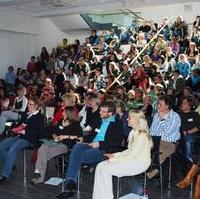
[
  {"left": 109, "top": 61, "right": 120, "bottom": 77},
  {"left": 92, "top": 110, "right": 153, "bottom": 199}
]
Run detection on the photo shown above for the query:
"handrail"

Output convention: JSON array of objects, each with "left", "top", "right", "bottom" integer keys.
[{"left": 106, "top": 17, "right": 174, "bottom": 91}]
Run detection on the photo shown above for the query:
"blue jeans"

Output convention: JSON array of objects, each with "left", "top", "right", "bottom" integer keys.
[
  {"left": 184, "top": 134, "right": 198, "bottom": 160},
  {"left": 66, "top": 143, "right": 105, "bottom": 182},
  {"left": 0, "top": 136, "right": 29, "bottom": 178}
]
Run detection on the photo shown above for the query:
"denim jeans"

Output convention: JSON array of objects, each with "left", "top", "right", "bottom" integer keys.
[
  {"left": 0, "top": 136, "right": 29, "bottom": 178},
  {"left": 66, "top": 143, "right": 105, "bottom": 182},
  {"left": 184, "top": 134, "right": 198, "bottom": 160}
]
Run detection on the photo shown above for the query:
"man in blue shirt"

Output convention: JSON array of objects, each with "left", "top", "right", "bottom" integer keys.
[
  {"left": 56, "top": 101, "right": 124, "bottom": 199},
  {"left": 147, "top": 95, "right": 181, "bottom": 179}
]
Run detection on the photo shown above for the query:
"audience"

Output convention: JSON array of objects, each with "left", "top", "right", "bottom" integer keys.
[
  {"left": 56, "top": 101, "right": 124, "bottom": 198},
  {"left": 0, "top": 14, "right": 200, "bottom": 198}
]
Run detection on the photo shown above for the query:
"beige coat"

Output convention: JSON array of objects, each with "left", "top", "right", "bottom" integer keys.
[{"left": 111, "top": 129, "right": 152, "bottom": 165}]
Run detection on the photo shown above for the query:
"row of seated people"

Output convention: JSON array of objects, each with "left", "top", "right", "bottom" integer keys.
[
  {"left": 0, "top": 90, "right": 199, "bottom": 199},
  {"left": 2, "top": 15, "right": 200, "bottom": 104}
]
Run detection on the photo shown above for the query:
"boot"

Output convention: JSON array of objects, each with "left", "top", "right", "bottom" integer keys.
[
  {"left": 193, "top": 175, "right": 200, "bottom": 199},
  {"left": 177, "top": 164, "right": 200, "bottom": 189}
]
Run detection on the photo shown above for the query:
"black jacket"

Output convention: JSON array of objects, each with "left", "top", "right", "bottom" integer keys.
[
  {"left": 59, "top": 121, "right": 83, "bottom": 148},
  {"left": 19, "top": 111, "right": 45, "bottom": 146},
  {"left": 89, "top": 116, "right": 124, "bottom": 153}
]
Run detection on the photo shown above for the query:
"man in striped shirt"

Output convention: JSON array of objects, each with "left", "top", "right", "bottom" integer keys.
[{"left": 147, "top": 95, "right": 181, "bottom": 179}]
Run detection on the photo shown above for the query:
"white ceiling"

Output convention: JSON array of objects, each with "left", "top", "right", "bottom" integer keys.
[{"left": 0, "top": 0, "right": 199, "bottom": 17}]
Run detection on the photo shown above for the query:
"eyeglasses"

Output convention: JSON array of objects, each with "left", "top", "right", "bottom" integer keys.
[
  {"left": 100, "top": 109, "right": 109, "bottom": 114},
  {"left": 28, "top": 103, "right": 35, "bottom": 106}
]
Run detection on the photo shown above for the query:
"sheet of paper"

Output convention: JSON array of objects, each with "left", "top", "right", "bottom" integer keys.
[
  {"left": 44, "top": 177, "right": 65, "bottom": 186},
  {"left": 119, "top": 193, "right": 145, "bottom": 199}
]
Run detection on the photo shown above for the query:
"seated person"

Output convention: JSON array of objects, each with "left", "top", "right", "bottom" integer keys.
[
  {"left": 179, "top": 96, "right": 200, "bottom": 161},
  {"left": 115, "top": 100, "right": 131, "bottom": 138},
  {"left": 89, "top": 29, "right": 99, "bottom": 46},
  {"left": 78, "top": 92, "right": 93, "bottom": 129},
  {"left": 40, "top": 78, "right": 55, "bottom": 107},
  {"left": 56, "top": 101, "right": 124, "bottom": 199},
  {"left": 31, "top": 106, "right": 82, "bottom": 184},
  {"left": 148, "top": 95, "right": 181, "bottom": 179},
  {"left": 82, "top": 93, "right": 101, "bottom": 133},
  {"left": 5, "top": 65, "right": 16, "bottom": 95},
  {"left": 0, "top": 86, "right": 28, "bottom": 134},
  {"left": 0, "top": 96, "right": 45, "bottom": 182},
  {"left": 92, "top": 110, "right": 153, "bottom": 199},
  {"left": 51, "top": 93, "right": 77, "bottom": 126},
  {"left": 26, "top": 56, "right": 37, "bottom": 74}
]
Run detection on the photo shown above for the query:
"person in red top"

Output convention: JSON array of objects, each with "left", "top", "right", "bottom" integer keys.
[
  {"left": 26, "top": 56, "right": 37, "bottom": 73},
  {"left": 52, "top": 93, "right": 77, "bottom": 126},
  {"left": 132, "top": 65, "right": 148, "bottom": 89}
]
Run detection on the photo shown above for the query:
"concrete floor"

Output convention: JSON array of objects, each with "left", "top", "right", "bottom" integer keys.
[{"left": 0, "top": 151, "right": 193, "bottom": 199}]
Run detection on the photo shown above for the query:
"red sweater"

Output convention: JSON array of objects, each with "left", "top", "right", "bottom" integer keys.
[{"left": 51, "top": 105, "right": 78, "bottom": 126}]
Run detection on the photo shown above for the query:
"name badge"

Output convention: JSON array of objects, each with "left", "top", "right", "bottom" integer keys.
[
  {"left": 59, "top": 125, "right": 64, "bottom": 130},
  {"left": 95, "top": 128, "right": 100, "bottom": 133},
  {"left": 188, "top": 118, "right": 193, "bottom": 122}
]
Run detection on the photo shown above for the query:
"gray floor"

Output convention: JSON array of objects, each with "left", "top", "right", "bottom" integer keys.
[{"left": 0, "top": 151, "right": 193, "bottom": 199}]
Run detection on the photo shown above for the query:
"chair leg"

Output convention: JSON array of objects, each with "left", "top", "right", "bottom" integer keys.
[
  {"left": 160, "top": 164, "right": 163, "bottom": 199},
  {"left": 116, "top": 177, "right": 121, "bottom": 198},
  {"left": 62, "top": 155, "right": 65, "bottom": 174},
  {"left": 61, "top": 178, "right": 65, "bottom": 192},
  {"left": 61, "top": 155, "right": 65, "bottom": 192},
  {"left": 77, "top": 169, "right": 81, "bottom": 193},
  {"left": 23, "top": 149, "right": 27, "bottom": 185},
  {"left": 56, "top": 157, "right": 60, "bottom": 177},
  {"left": 144, "top": 172, "right": 147, "bottom": 191},
  {"left": 168, "top": 155, "right": 172, "bottom": 189}
]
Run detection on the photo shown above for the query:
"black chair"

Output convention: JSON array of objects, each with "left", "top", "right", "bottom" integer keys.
[{"left": 116, "top": 170, "right": 148, "bottom": 198}]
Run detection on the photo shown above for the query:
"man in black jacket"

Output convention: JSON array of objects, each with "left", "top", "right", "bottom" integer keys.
[{"left": 57, "top": 101, "right": 124, "bottom": 198}]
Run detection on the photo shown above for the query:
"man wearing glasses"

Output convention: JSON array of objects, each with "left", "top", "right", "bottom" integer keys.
[{"left": 56, "top": 101, "right": 124, "bottom": 199}]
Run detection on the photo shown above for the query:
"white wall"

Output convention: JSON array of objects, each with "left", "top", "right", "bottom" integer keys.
[
  {"left": 0, "top": 11, "right": 40, "bottom": 78},
  {"left": 132, "top": 2, "right": 200, "bottom": 24},
  {"left": 0, "top": 10, "right": 39, "bottom": 34},
  {"left": 38, "top": 18, "right": 70, "bottom": 53},
  {"left": 0, "top": 12, "right": 87, "bottom": 78},
  {"left": 63, "top": 29, "right": 90, "bottom": 43},
  {"left": 50, "top": 15, "right": 89, "bottom": 31},
  {"left": 0, "top": 30, "right": 38, "bottom": 78}
]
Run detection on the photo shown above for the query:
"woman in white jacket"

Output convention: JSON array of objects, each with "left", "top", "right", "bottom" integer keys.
[{"left": 92, "top": 110, "right": 153, "bottom": 199}]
